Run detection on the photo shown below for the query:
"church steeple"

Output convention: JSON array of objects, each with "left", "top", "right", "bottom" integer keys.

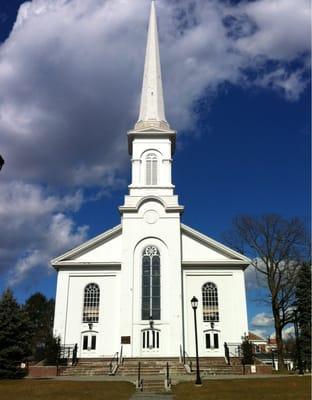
[{"left": 135, "top": 0, "right": 169, "bottom": 130}]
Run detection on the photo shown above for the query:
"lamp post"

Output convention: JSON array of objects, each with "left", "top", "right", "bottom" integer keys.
[
  {"left": 293, "top": 309, "right": 304, "bottom": 375},
  {"left": 191, "top": 296, "right": 202, "bottom": 386}
]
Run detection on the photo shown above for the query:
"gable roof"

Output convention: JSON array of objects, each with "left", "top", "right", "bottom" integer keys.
[
  {"left": 51, "top": 224, "right": 122, "bottom": 268},
  {"left": 249, "top": 331, "right": 266, "bottom": 342},
  {"left": 181, "top": 223, "right": 251, "bottom": 266}
]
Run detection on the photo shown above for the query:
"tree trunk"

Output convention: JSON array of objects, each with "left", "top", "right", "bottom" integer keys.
[{"left": 274, "top": 319, "right": 286, "bottom": 371}]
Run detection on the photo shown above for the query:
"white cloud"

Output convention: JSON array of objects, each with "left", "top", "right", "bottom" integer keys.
[
  {"left": 244, "top": 263, "right": 267, "bottom": 290},
  {"left": 0, "top": 0, "right": 309, "bottom": 187},
  {"left": 233, "top": 0, "right": 310, "bottom": 60},
  {"left": 269, "top": 325, "right": 295, "bottom": 339},
  {"left": 0, "top": 182, "right": 88, "bottom": 285},
  {"left": 0, "top": 0, "right": 309, "bottom": 286},
  {"left": 252, "top": 312, "right": 274, "bottom": 327}
]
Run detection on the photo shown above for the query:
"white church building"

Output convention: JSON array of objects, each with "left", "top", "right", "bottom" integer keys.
[{"left": 52, "top": 1, "right": 250, "bottom": 360}]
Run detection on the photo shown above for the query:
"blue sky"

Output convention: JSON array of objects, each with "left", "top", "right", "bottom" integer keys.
[{"left": 0, "top": 0, "right": 310, "bottom": 339}]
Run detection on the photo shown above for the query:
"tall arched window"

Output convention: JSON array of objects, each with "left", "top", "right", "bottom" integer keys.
[
  {"left": 83, "top": 283, "right": 100, "bottom": 323},
  {"left": 146, "top": 153, "right": 157, "bottom": 185},
  {"left": 202, "top": 282, "right": 219, "bottom": 322},
  {"left": 142, "top": 246, "right": 160, "bottom": 320}
]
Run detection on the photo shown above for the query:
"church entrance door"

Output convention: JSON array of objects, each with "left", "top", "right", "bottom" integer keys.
[
  {"left": 141, "top": 328, "right": 160, "bottom": 355},
  {"left": 80, "top": 331, "right": 98, "bottom": 357}
]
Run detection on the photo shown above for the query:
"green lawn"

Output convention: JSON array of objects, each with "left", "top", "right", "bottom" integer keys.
[
  {"left": 0, "top": 376, "right": 310, "bottom": 400},
  {"left": 0, "top": 380, "right": 135, "bottom": 400},
  {"left": 172, "top": 376, "right": 311, "bottom": 400}
]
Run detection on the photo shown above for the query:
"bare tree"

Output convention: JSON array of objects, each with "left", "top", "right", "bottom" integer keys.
[{"left": 225, "top": 214, "right": 308, "bottom": 370}]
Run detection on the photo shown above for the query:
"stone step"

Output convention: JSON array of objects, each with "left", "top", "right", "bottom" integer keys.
[{"left": 141, "top": 380, "right": 167, "bottom": 393}]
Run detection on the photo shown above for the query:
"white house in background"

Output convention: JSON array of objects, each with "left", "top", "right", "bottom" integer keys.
[{"left": 52, "top": 1, "right": 250, "bottom": 359}]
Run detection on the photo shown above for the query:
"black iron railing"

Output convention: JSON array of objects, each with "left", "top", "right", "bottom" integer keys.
[
  {"left": 109, "top": 351, "right": 119, "bottom": 375},
  {"left": 224, "top": 342, "right": 230, "bottom": 365},
  {"left": 165, "top": 361, "right": 171, "bottom": 390},
  {"left": 180, "top": 345, "right": 193, "bottom": 372},
  {"left": 137, "top": 362, "right": 143, "bottom": 391}
]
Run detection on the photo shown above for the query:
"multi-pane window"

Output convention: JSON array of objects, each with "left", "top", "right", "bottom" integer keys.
[
  {"left": 82, "top": 334, "right": 97, "bottom": 350},
  {"left": 146, "top": 153, "right": 157, "bottom": 185},
  {"left": 205, "top": 332, "right": 219, "bottom": 349},
  {"left": 142, "top": 246, "right": 160, "bottom": 320},
  {"left": 83, "top": 283, "right": 100, "bottom": 323},
  {"left": 202, "top": 282, "right": 219, "bottom": 322},
  {"left": 142, "top": 329, "right": 160, "bottom": 349}
]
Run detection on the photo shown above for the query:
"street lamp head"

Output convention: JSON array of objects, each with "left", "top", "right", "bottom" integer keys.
[{"left": 191, "top": 296, "right": 198, "bottom": 310}]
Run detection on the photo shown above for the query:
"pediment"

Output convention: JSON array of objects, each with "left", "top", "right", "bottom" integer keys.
[
  {"left": 181, "top": 224, "right": 250, "bottom": 266},
  {"left": 51, "top": 224, "right": 122, "bottom": 267}
]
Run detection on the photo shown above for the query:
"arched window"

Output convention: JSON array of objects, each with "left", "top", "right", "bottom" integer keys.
[
  {"left": 83, "top": 283, "right": 100, "bottom": 323},
  {"left": 146, "top": 153, "right": 157, "bottom": 185},
  {"left": 142, "top": 246, "right": 160, "bottom": 320},
  {"left": 202, "top": 282, "right": 219, "bottom": 322}
]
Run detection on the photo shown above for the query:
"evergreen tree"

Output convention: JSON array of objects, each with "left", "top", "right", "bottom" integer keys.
[
  {"left": 295, "top": 262, "right": 311, "bottom": 371},
  {"left": 241, "top": 338, "right": 254, "bottom": 365},
  {"left": 0, "top": 289, "right": 31, "bottom": 378},
  {"left": 44, "top": 335, "right": 60, "bottom": 366},
  {"left": 24, "top": 293, "right": 55, "bottom": 361}
]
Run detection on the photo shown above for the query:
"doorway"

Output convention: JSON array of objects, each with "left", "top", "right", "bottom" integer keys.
[
  {"left": 80, "top": 331, "right": 98, "bottom": 357},
  {"left": 141, "top": 329, "right": 160, "bottom": 355}
]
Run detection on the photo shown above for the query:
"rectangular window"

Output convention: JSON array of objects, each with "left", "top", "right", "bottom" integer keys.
[
  {"left": 151, "top": 159, "right": 157, "bottom": 184},
  {"left": 214, "top": 333, "right": 219, "bottom": 349},
  {"left": 91, "top": 335, "right": 96, "bottom": 350},
  {"left": 83, "top": 335, "right": 88, "bottom": 350},
  {"left": 205, "top": 334, "right": 211, "bottom": 349}
]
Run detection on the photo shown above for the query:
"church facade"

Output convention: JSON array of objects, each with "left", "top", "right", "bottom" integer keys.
[{"left": 52, "top": 1, "right": 250, "bottom": 359}]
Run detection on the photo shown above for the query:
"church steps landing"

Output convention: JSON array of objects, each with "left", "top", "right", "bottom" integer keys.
[
  {"left": 117, "top": 358, "right": 186, "bottom": 376},
  {"left": 140, "top": 379, "right": 167, "bottom": 393}
]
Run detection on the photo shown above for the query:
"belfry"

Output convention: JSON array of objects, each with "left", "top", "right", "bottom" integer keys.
[{"left": 52, "top": 0, "right": 250, "bottom": 362}]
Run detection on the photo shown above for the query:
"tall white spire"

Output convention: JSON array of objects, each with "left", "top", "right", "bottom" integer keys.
[{"left": 135, "top": 0, "right": 169, "bottom": 130}]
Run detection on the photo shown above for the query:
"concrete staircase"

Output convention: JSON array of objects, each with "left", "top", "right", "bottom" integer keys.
[
  {"left": 59, "top": 356, "right": 243, "bottom": 380},
  {"left": 117, "top": 357, "right": 185, "bottom": 376},
  {"left": 186, "top": 357, "right": 243, "bottom": 376},
  {"left": 59, "top": 359, "right": 111, "bottom": 376}
]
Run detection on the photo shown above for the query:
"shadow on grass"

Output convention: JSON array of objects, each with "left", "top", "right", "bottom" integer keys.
[{"left": 0, "top": 379, "right": 136, "bottom": 400}]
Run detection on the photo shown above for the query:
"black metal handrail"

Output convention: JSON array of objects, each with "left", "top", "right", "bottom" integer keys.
[
  {"left": 119, "top": 345, "right": 123, "bottom": 364},
  {"left": 59, "top": 344, "right": 75, "bottom": 359},
  {"left": 137, "top": 362, "right": 143, "bottom": 391},
  {"left": 165, "top": 361, "right": 171, "bottom": 390},
  {"left": 109, "top": 351, "right": 119, "bottom": 375},
  {"left": 224, "top": 342, "right": 231, "bottom": 365},
  {"left": 180, "top": 345, "right": 193, "bottom": 372}
]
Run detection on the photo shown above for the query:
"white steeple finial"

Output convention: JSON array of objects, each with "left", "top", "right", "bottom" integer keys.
[{"left": 135, "top": 0, "right": 169, "bottom": 130}]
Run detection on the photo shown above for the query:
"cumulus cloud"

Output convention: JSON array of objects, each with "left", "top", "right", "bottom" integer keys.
[
  {"left": 269, "top": 325, "right": 295, "bottom": 339},
  {"left": 0, "top": 182, "right": 88, "bottom": 285},
  {"left": 252, "top": 312, "right": 274, "bottom": 327},
  {"left": 0, "top": 0, "right": 309, "bottom": 186},
  {"left": 0, "top": 0, "right": 309, "bottom": 286},
  {"left": 244, "top": 263, "right": 267, "bottom": 290}
]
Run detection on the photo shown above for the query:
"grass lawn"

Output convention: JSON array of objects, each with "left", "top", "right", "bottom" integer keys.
[
  {"left": 0, "top": 379, "right": 136, "bottom": 400},
  {"left": 172, "top": 376, "right": 311, "bottom": 400}
]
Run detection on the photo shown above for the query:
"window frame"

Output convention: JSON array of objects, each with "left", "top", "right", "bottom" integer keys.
[
  {"left": 146, "top": 153, "right": 158, "bottom": 185},
  {"left": 82, "top": 283, "right": 100, "bottom": 323},
  {"left": 141, "top": 246, "right": 161, "bottom": 320},
  {"left": 202, "top": 282, "right": 219, "bottom": 322}
]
